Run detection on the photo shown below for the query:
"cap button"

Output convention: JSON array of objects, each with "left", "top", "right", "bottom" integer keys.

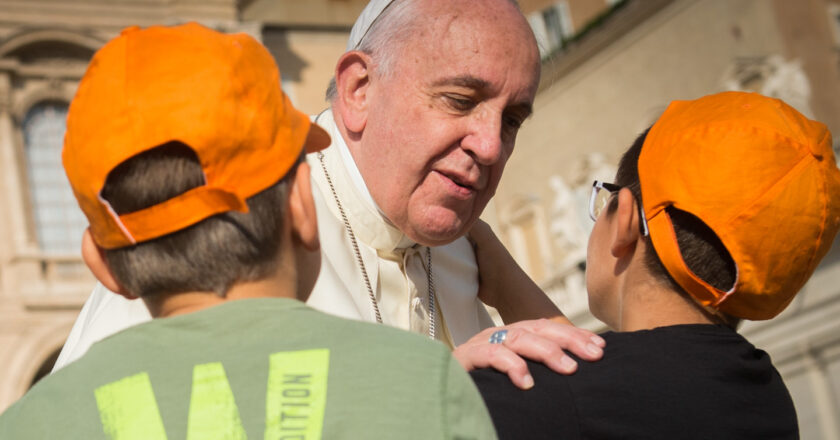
[{"left": 808, "top": 140, "right": 825, "bottom": 160}]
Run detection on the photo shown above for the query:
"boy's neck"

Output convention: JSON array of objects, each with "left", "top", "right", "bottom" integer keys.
[
  {"left": 614, "top": 261, "right": 716, "bottom": 332},
  {"left": 144, "top": 269, "right": 299, "bottom": 318}
]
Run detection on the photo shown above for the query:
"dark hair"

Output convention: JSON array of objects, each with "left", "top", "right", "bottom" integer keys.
[
  {"left": 609, "top": 129, "right": 739, "bottom": 326},
  {"left": 101, "top": 141, "right": 299, "bottom": 299}
]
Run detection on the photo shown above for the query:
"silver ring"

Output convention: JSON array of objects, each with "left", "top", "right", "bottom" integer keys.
[{"left": 488, "top": 329, "right": 508, "bottom": 344}]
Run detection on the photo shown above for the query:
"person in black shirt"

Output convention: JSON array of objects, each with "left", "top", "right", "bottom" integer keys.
[{"left": 471, "top": 92, "right": 840, "bottom": 439}]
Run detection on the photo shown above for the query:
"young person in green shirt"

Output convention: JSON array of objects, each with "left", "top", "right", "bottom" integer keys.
[{"left": 0, "top": 23, "right": 496, "bottom": 439}]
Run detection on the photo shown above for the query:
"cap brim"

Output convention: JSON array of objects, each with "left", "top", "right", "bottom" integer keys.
[{"left": 304, "top": 122, "right": 331, "bottom": 153}]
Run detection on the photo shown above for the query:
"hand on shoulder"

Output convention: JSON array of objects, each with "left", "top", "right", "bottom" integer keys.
[{"left": 453, "top": 318, "right": 605, "bottom": 389}]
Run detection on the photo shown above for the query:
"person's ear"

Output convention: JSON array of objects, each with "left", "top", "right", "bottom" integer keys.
[
  {"left": 288, "top": 161, "right": 320, "bottom": 251},
  {"left": 81, "top": 229, "right": 137, "bottom": 300},
  {"left": 610, "top": 188, "right": 642, "bottom": 258},
  {"left": 334, "top": 50, "right": 374, "bottom": 133}
]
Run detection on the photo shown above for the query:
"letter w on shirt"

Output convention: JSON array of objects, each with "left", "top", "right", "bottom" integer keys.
[{"left": 94, "top": 349, "right": 330, "bottom": 440}]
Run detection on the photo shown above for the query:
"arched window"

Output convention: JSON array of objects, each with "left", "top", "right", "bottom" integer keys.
[{"left": 22, "top": 101, "right": 86, "bottom": 254}]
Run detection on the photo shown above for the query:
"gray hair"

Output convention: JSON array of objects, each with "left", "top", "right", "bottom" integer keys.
[
  {"left": 326, "top": 0, "right": 418, "bottom": 102},
  {"left": 326, "top": 0, "right": 522, "bottom": 102}
]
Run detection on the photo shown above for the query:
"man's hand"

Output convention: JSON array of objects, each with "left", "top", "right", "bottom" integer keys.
[{"left": 453, "top": 318, "right": 605, "bottom": 389}]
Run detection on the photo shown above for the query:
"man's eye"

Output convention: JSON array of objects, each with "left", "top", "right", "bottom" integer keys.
[{"left": 444, "top": 95, "right": 475, "bottom": 111}]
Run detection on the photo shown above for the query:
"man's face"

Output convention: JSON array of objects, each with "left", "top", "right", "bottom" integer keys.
[{"left": 354, "top": 0, "right": 540, "bottom": 246}]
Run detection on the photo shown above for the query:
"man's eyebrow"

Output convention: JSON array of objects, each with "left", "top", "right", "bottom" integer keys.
[
  {"left": 431, "top": 75, "right": 490, "bottom": 90},
  {"left": 510, "top": 102, "right": 534, "bottom": 119}
]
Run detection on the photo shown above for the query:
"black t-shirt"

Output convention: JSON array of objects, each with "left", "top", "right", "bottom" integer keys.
[{"left": 471, "top": 324, "right": 798, "bottom": 439}]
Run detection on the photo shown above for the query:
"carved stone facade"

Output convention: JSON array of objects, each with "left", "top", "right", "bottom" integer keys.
[
  {"left": 490, "top": 0, "right": 840, "bottom": 437},
  {"left": 0, "top": 15, "right": 113, "bottom": 410}
]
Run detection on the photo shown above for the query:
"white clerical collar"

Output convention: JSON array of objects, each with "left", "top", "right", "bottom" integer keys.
[
  {"left": 313, "top": 109, "right": 416, "bottom": 251},
  {"left": 334, "top": 119, "right": 381, "bottom": 214}
]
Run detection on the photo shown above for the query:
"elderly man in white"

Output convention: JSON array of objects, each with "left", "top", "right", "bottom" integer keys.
[{"left": 55, "top": 0, "right": 604, "bottom": 389}]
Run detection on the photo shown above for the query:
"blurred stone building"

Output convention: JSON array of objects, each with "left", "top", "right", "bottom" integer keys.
[{"left": 488, "top": 0, "right": 840, "bottom": 437}]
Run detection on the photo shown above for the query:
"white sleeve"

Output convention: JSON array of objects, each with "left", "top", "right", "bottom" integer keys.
[{"left": 51, "top": 282, "right": 152, "bottom": 372}]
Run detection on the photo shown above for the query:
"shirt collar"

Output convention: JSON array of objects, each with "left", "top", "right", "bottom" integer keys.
[{"left": 315, "top": 109, "right": 417, "bottom": 252}]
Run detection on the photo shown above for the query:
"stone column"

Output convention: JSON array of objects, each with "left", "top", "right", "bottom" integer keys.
[
  {"left": 0, "top": 70, "right": 19, "bottom": 412},
  {"left": 803, "top": 349, "right": 840, "bottom": 440},
  {"left": 0, "top": 72, "right": 28, "bottom": 252}
]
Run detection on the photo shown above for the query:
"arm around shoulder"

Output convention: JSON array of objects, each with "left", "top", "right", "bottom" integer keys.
[{"left": 468, "top": 220, "right": 566, "bottom": 324}]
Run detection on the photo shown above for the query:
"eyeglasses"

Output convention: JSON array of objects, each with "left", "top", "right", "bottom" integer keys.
[
  {"left": 588, "top": 180, "right": 649, "bottom": 236},
  {"left": 589, "top": 181, "right": 621, "bottom": 221}
]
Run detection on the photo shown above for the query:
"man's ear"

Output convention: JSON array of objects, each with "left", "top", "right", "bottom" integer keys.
[
  {"left": 610, "top": 188, "right": 642, "bottom": 258},
  {"left": 288, "top": 162, "right": 320, "bottom": 251},
  {"left": 334, "top": 50, "right": 374, "bottom": 133},
  {"left": 81, "top": 229, "right": 137, "bottom": 300}
]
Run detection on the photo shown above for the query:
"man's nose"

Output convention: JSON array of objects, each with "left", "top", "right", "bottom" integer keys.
[{"left": 461, "top": 114, "right": 504, "bottom": 166}]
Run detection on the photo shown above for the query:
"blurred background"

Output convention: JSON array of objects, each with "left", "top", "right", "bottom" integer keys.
[{"left": 0, "top": 0, "right": 838, "bottom": 436}]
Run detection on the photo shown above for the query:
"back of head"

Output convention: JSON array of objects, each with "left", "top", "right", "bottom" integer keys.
[
  {"left": 63, "top": 23, "right": 329, "bottom": 298},
  {"left": 99, "top": 142, "right": 295, "bottom": 298},
  {"left": 618, "top": 91, "right": 840, "bottom": 321}
]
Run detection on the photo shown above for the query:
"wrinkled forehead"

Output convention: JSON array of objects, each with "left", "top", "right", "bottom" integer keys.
[
  {"left": 407, "top": 2, "right": 540, "bottom": 97},
  {"left": 420, "top": 0, "right": 536, "bottom": 51}
]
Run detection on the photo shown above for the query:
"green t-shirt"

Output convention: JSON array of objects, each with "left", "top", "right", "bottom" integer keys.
[{"left": 0, "top": 298, "right": 496, "bottom": 439}]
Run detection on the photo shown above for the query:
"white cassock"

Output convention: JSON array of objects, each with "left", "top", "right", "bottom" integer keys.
[{"left": 53, "top": 109, "right": 494, "bottom": 370}]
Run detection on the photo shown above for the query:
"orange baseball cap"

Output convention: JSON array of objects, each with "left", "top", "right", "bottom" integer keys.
[
  {"left": 638, "top": 91, "right": 840, "bottom": 320},
  {"left": 63, "top": 23, "right": 330, "bottom": 249}
]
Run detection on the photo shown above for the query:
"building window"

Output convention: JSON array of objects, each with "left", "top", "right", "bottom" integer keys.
[
  {"left": 826, "top": 4, "right": 840, "bottom": 47},
  {"left": 528, "top": 1, "right": 574, "bottom": 58},
  {"left": 22, "top": 101, "right": 86, "bottom": 255}
]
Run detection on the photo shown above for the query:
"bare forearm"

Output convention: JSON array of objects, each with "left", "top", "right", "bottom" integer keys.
[
  {"left": 469, "top": 220, "right": 564, "bottom": 324},
  {"left": 492, "top": 259, "right": 562, "bottom": 324},
  {"left": 461, "top": 221, "right": 604, "bottom": 390}
]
